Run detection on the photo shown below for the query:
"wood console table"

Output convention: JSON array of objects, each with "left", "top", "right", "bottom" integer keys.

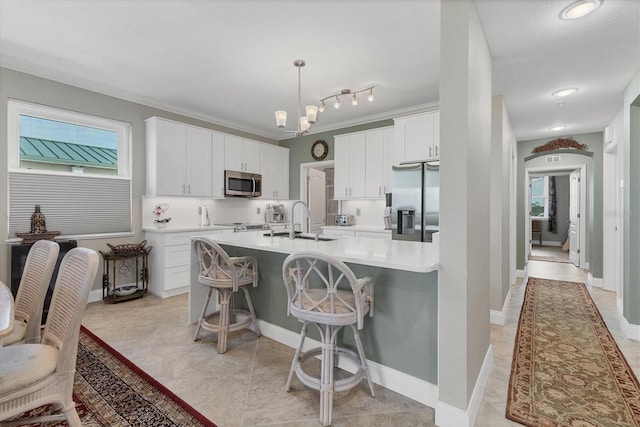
[{"left": 99, "top": 247, "right": 152, "bottom": 304}]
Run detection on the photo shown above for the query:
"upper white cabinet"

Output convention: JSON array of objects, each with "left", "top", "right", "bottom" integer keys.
[
  {"left": 334, "top": 126, "right": 393, "bottom": 199},
  {"left": 260, "top": 144, "right": 289, "bottom": 200},
  {"left": 146, "top": 117, "right": 213, "bottom": 197},
  {"left": 211, "top": 131, "right": 226, "bottom": 198},
  {"left": 393, "top": 110, "right": 440, "bottom": 164},
  {"left": 334, "top": 132, "right": 366, "bottom": 199},
  {"left": 224, "top": 135, "right": 261, "bottom": 174},
  {"left": 365, "top": 127, "right": 394, "bottom": 197}
]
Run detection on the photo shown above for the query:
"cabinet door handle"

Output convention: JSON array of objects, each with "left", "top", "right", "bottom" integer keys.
[
  {"left": 345, "top": 188, "right": 348, "bottom": 196},
  {"left": 379, "top": 186, "right": 382, "bottom": 195},
  {"left": 182, "top": 184, "right": 186, "bottom": 194},
  {"left": 429, "top": 146, "right": 432, "bottom": 158},
  {"left": 435, "top": 145, "right": 438, "bottom": 157},
  {"left": 188, "top": 184, "right": 191, "bottom": 194},
  {"left": 349, "top": 187, "right": 352, "bottom": 196}
]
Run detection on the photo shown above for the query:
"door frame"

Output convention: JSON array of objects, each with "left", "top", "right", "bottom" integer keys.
[
  {"left": 524, "top": 163, "right": 587, "bottom": 268},
  {"left": 299, "top": 160, "right": 335, "bottom": 232}
]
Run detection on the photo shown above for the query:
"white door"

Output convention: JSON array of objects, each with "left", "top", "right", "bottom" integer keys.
[
  {"left": 569, "top": 170, "right": 580, "bottom": 267},
  {"left": 307, "top": 168, "right": 326, "bottom": 233}
]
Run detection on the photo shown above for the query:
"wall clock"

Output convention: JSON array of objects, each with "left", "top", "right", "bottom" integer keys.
[{"left": 311, "top": 139, "right": 328, "bottom": 161}]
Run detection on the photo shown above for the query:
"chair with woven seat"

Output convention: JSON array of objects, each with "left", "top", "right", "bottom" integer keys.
[
  {"left": 192, "top": 237, "right": 261, "bottom": 353},
  {"left": 282, "top": 251, "right": 376, "bottom": 426},
  {"left": 4, "top": 240, "right": 60, "bottom": 346},
  {"left": 0, "top": 247, "right": 99, "bottom": 426}
]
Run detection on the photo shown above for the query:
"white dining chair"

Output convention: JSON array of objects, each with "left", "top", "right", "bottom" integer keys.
[
  {"left": 4, "top": 240, "right": 60, "bottom": 346},
  {"left": 0, "top": 247, "right": 99, "bottom": 426}
]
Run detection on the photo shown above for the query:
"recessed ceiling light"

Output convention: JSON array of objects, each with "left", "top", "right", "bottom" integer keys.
[
  {"left": 549, "top": 126, "right": 567, "bottom": 131},
  {"left": 552, "top": 88, "right": 578, "bottom": 97},
  {"left": 560, "top": 0, "right": 602, "bottom": 20}
]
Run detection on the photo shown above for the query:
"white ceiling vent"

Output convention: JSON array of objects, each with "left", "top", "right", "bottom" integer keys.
[{"left": 546, "top": 155, "right": 561, "bottom": 163}]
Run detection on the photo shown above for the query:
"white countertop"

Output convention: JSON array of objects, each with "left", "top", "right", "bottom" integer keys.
[
  {"left": 321, "top": 225, "right": 392, "bottom": 233},
  {"left": 204, "top": 232, "right": 438, "bottom": 273},
  {"left": 143, "top": 225, "right": 234, "bottom": 233}
]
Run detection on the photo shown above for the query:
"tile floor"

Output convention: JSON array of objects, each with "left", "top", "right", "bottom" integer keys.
[{"left": 81, "top": 259, "right": 639, "bottom": 426}]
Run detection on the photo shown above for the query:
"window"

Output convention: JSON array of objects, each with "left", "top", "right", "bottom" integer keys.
[
  {"left": 7, "top": 99, "right": 132, "bottom": 238},
  {"left": 530, "top": 176, "right": 548, "bottom": 219}
]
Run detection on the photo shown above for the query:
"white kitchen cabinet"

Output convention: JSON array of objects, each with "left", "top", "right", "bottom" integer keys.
[
  {"left": 146, "top": 117, "right": 213, "bottom": 197},
  {"left": 211, "top": 131, "right": 226, "bottom": 198},
  {"left": 334, "top": 132, "right": 366, "bottom": 199},
  {"left": 393, "top": 110, "right": 439, "bottom": 164},
  {"left": 225, "top": 135, "right": 261, "bottom": 174},
  {"left": 335, "top": 127, "right": 392, "bottom": 199},
  {"left": 260, "top": 144, "right": 290, "bottom": 200},
  {"left": 365, "top": 127, "right": 394, "bottom": 197},
  {"left": 145, "top": 229, "right": 225, "bottom": 298}
]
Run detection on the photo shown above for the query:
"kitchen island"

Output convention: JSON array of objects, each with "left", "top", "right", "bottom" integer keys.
[{"left": 189, "top": 232, "right": 439, "bottom": 405}]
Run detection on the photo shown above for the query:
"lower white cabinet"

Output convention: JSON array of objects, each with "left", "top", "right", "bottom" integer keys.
[{"left": 145, "top": 229, "right": 224, "bottom": 298}]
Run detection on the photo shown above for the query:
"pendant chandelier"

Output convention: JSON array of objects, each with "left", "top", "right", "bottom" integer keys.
[
  {"left": 274, "top": 59, "right": 375, "bottom": 136},
  {"left": 275, "top": 59, "right": 318, "bottom": 136}
]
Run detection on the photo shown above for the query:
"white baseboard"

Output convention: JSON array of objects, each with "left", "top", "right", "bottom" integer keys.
[
  {"left": 620, "top": 315, "right": 640, "bottom": 341},
  {"left": 490, "top": 288, "right": 511, "bottom": 325},
  {"left": 586, "top": 273, "right": 603, "bottom": 290},
  {"left": 89, "top": 288, "right": 103, "bottom": 303},
  {"left": 435, "top": 345, "right": 493, "bottom": 427},
  {"left": 256, "top": 319, "right": 439, "bottom": 407}
]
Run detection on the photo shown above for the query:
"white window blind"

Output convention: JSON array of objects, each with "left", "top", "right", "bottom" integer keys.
[{"left": 9, "top": 171, "right": 131, "bottom": 237}]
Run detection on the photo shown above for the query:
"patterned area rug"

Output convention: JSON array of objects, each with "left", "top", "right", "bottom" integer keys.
[
  {"left": 507, "top": 278, "right": 640, "bottom": 426},
  {"left": 8, "top": 326, "right": 217, "bottom": 427}
]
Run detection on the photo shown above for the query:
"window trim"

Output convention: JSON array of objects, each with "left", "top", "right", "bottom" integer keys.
[
  {"left": 7, "top": 99, "right": 132, "bottom": 178},
  {"left": 7, "top": 99, "right": 133, "bottom": 239},
  {"left": 530, "top": 176, "right": 549, "bottom": 220}
]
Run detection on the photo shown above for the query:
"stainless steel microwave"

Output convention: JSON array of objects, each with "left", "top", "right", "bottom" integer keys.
[{"left": 224, "top": 170, "right": 262, "bottom": 197}]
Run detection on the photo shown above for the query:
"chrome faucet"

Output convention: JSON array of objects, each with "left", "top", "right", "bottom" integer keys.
[{"left": 289, "top": 200, "right": 310, "bottom": 239}]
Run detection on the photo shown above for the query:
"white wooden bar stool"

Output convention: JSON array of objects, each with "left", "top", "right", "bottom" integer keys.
[
  {"left": 193, "top": 237, "right": 261, "bottom": 353},
  {"left": 282, "top": 251, "right": 375, "bottom": 426}
]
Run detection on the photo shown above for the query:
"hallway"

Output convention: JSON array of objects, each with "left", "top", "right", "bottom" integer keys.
[{"left": 475, "top": 260, "right": 639, "bottom": 426}]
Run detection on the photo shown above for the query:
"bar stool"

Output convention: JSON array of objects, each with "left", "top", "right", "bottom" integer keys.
[
  {"left": 282, "top": 251, "right": 375, "bottom": 426},
  {"left": 192, "top": 237, "right": 261, "bottom": 353}
]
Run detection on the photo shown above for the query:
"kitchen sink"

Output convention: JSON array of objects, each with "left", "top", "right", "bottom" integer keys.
[
  {"left": 294, "top": 234, "right": 336, "bottom": 242},
  {"left": 263, "top": 231, "right": 336, "bottom": 241}
]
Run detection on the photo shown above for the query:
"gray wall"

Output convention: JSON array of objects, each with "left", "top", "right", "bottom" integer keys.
[
  {"left": 0, "top": 67, "right": 275, "bottom": 288},
  {"left": 438, "top": 0, "right": 492, "bottom": 416},
  {"left": 623, "top": 68, "right": 640, "bottom": 324},
  {"left": 516, "top": 132, "right": 603, "bottom": 277},
  {"left": 278, "top": 120, "right": 393, "bottom": 200}
]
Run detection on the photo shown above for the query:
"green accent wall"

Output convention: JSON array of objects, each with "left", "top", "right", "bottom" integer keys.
[
  {"left": 279, "top": 120, "right": 393, "bottom": 200},
  {"left": 224, "top": 245, "right": 439, "bottom": 384},
  {"left": 516, "top": 132, "right": 604, "bottom": 278}
]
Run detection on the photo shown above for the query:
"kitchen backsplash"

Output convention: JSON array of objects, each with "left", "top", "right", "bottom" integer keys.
[
  {"left": 340, "top": 200, "right": 386, "bottom": 228},
  {"left": 142, "top": 196, "right": 387, "bottom": 229},
  {"left": 142, "top": 196, "right": 283, "bottom": 228}
]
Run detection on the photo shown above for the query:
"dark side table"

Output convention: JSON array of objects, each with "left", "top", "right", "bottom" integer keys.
[{"left": 99, "top": 247, "right": 151, "bottom": 304}]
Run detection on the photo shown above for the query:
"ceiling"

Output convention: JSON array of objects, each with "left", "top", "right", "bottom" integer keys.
[{"left": 0, "top": 0, "right": 638, "bottom": 142}]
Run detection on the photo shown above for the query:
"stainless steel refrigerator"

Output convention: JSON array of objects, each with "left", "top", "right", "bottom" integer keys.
[{"left": 391, "top": 162, "right": 440, "bottom": 242}]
